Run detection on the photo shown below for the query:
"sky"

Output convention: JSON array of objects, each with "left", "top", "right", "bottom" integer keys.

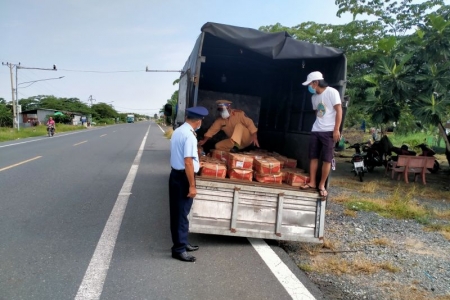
[{"left": 0, "top": 0, "right": 384, "bottom": 115}]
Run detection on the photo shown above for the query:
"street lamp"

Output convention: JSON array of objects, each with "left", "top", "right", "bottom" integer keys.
[
  {"left": 15, "top": 76, "right": 65, "bottom": 130},
  {"left": 18, "top": 76, "right": 65, "bottom": 88}
]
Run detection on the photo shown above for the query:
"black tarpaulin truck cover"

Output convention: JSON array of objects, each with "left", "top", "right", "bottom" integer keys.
[
  {"left": 202, "top": 22, "right": 343, "bottom": 59},
  {"left": 182, "top": 22, "right": 345, "bottom": 75}
]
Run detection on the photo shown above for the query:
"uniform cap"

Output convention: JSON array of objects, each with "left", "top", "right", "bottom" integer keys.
[
  {"left": 302, "top": 71, "right": 324, "bottom": 86},
  {"left": 216, "top": 99, "right": 232, "bottom": 106},
  {"left": 186, "top": 106, "right": 209, "bottom": 119}
]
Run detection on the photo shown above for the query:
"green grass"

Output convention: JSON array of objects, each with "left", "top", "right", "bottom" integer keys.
[
  {"left": 387, "top": 132, "right": 446, "bottom": 151},
  {"left": 345, "top": 188, "right": 433, "bottom": 224},
  {"left": 0, "top": 125, "right": 86, "bottom": 142},
  {"left": 298, "top": 264, "right": 313, "bottom": 272}
]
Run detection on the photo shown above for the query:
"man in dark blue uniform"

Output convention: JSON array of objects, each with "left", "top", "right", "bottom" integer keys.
[{"left": 169, "top": 106, "right": 209, "bottom": 262}]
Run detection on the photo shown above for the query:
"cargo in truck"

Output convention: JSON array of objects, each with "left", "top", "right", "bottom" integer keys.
[{"left": 166, "top": 22, "right": 348, "bottom": 243}]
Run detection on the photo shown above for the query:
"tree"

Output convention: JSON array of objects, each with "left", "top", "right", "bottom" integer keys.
[
  {"left": 160, "top": 90, "right": 179, "bottom": 125},
  {"left": 18, "top": 97, "right": 40, "bottom": 111},
  {"left": 91, "top": 103, "right": 118, "bottom": 120},
  {"left": 335, "top": 0, "right": 445, "bottom": 36},
  {"left": 0, "top": 98, "right": 13, "bottom": 127}
]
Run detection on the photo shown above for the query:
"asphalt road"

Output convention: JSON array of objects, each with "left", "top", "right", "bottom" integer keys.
[{"left": 0, "top": 122, "right": 323, "bottom": 300}]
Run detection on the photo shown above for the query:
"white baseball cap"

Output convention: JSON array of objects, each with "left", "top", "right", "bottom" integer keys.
[{"left": 302, "top": 71, "right": 324, "bottom": 86}]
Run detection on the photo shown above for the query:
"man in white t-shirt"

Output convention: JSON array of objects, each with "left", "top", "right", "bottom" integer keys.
[{"left": 300, "top": 71, "right": 342, "bottom": 198}]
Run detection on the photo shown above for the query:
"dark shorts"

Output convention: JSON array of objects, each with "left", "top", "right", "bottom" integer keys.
[{"left": 309, "top": 131, "right": 334, "bottom": 163}]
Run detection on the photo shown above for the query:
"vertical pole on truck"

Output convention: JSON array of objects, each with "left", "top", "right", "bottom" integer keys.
[{"left": 193, "top": 32, "right": 205, "bottom": 106}]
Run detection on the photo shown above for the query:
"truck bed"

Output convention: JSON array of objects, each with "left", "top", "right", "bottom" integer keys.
[{"left": 189, "top": 177, "right": 326, "bottom": 243}]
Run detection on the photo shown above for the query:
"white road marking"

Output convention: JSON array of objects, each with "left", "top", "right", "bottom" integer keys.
[
  {"left": 73, "top": 141, "right": 88, "bottom": 146},
  {"left": 0, "top": 156, "right": 42, "bottom": 172},
  {"left": 100, "top": 134, "right": 107, "bottom": 137},
  {"left": 157, "top": 124, "right": 165, "bottom": 133},
  {"left": 75, "top": 124, "right": 151, "bottom": 300},
  {"left": 248, "top": 238, "right": 316, "bottom": 300}
]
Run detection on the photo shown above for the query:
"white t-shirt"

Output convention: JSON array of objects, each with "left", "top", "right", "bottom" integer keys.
[{"left": 311, "top": 87, "right": 341, "bottom": 132}]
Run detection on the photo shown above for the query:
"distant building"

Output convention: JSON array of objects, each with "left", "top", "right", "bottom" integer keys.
[{"left": 19, "top": 108, "right": 84, "bottom": 126}]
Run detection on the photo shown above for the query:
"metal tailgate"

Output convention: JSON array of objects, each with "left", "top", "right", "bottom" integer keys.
[{"left": 189, "top": 178, "right": 325, "bottom": 243}]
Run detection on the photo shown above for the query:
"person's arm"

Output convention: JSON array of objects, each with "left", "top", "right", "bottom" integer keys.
[
  {"left": 199, "top": 119, "right": 221, "bottom": 146},
  {"left": 333, "top": 104, "right": 342, "bottom": 143},
  {"left": 184, "top": 157, "right": 197, "bottom": 198}
]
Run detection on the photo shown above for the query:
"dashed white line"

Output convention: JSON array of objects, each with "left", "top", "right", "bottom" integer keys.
[
  {"left": 73, "top": 141, "right": 88, "bottom": 146},
  {"left": 248, "top": 238, "right": 316, "bottom": 300},
  {"left": 75, "top": 124, "right": 151, "bottom": 300},
  {"left": 0, "top": 156, "right": 42, "bottom": 172}
]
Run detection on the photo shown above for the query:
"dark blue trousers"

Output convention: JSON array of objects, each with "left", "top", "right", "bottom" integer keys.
[{"left": 168, "top": 169, "right": 194, "bottom": 254}]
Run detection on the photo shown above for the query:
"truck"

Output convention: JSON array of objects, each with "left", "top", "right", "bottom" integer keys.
[
  {"left": 126, "top": 114, "right": 135, "bottom": 123},
  {"left": 167, "top": 22, "right": 348, "bottom": 243}
]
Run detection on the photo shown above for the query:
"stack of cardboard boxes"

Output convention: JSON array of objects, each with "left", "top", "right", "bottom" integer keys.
[{"left": 199, "top": 149, "right": 310, "bottom": 187}]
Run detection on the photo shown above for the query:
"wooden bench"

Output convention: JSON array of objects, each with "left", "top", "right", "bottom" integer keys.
[{"left": 391, "top": 155, "right": 435, "bottom": 184}]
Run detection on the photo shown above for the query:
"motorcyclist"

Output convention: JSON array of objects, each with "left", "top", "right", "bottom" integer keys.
[{"left": 46, "top": 117, "right": 56, "bottom": 136}]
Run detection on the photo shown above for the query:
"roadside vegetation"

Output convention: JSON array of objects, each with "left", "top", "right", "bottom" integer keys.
[
  {"left": 330, "top": 177, "right": 450, "bottom": 240},
  {"left": 0, "top": 124, "right": 86, "bottom": 142},
  {"left": 0, "top": 96, "right": 149, "bottom": 142}
]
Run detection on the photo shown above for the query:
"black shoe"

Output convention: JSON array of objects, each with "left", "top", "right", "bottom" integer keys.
[
  {"left": 172, "top": 251, "right": 196, "bottom": 262},
  {"left": 230, "top": 146, "right": 239, "bottom": 153},
  {"left": 186, "top": 244, "right": 199, "bottom": 252}
]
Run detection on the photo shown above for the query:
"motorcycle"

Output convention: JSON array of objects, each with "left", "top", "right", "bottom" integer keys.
[
  {"left": 416, "top": 143, "right": 439, "bottom": 173},
  {"left": 347, "top": 143, "right": 367, "bottom": 182},
  {"left": 363, "top": 135, "right": 393, "bottom": 172},
  {"left": 47, "top": 125, "right": 55, "bottom": 137}
]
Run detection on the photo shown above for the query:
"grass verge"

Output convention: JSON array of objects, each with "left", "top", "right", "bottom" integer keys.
[
  {"left": 345, "top": 187, "right": 432, "bottom": 224},
  {"left": 310, "top": 256, "right": 401, "bottom": 275},
  {"left": 164, "top": 128, "right": 173, "bottom": 139},
  {"left": 0, "top": 125, "right": 86, "bottom": 142}
]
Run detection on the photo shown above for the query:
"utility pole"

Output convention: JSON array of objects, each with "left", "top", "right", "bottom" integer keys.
[
  {"left": 15, "top": 64, "right": 57, "bottom": 130},
  {"left": 87, "top": 95, "right": 95, "bottom": 124},
  {"left": 2, "top": 62, "right": 19, "bottom": 129},
  {"left": 87, "top": 95, "right": 96, "bottom": 107}
]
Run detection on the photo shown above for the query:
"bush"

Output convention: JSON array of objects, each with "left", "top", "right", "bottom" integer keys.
[{"left": 94, "top": 118, "right": 115, "bottom": 125}]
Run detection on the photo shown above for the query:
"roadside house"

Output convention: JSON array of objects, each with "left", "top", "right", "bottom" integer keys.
[{"left": 19, "top": 108, "right": 84, "bottom": 126}]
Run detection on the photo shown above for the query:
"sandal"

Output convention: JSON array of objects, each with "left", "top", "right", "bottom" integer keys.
[
  {"left": 319, "top": 189, "right": 328, "bottom": 198},
  {"left": 300, "top": 184, "right": 316, "bottom": 190}
]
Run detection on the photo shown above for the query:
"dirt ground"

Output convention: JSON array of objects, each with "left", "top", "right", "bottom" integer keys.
[{"left": 332, "top": 147, "right": 450, "bottom": 189}]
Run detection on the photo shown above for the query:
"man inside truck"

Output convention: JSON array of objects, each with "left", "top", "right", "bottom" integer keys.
[
  {"left": 198, "top": 100, "right": 260, "bottom": 153},
  {"left": 300, "top": 71, "right": 342, "bottom": 198}
]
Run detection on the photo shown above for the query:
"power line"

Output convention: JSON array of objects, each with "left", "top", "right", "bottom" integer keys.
[
  {"left": 113, "top": 106, "right": 160, "bottom": 111},
  {"left": 58, "top": 68, "right": 145, "bottom": 73}
]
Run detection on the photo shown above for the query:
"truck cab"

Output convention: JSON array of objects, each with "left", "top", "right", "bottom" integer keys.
[{"left": 126, "top": 114, "right": 135, "bottom": 123}]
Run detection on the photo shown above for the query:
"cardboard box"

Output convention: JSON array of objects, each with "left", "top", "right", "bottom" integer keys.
[
  {"left": 228, "top": 153, "right": 254, "bottom": 170},
  {"left": 271, "top": 154, "right": 287, "bottom": 168},
  {"left": 200, "top": 162, "right": 227, "bottom": 178},
  {"left": 211, "top": 150, "right": 230, "bottom": 164},
  {"left": 253, "top": 157, "right": 281, "bottom": 174},
  {"left": 281, "top": 168, "right": 305, "bottom": 182},
  {"left": 284, "top": 158, "right": 297, "bottom": 169},
  {"left": 254, "top": 172, "right": 282, "bottom": 184},
  {"left": 271, "top": 154, "right": 297, "bottom": 169},
  {"left": 286, "top": 171, "right": 310, "bottom": 187},
  {"left": 228, "top": 168, "right": 253, "bottom": 181}
]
